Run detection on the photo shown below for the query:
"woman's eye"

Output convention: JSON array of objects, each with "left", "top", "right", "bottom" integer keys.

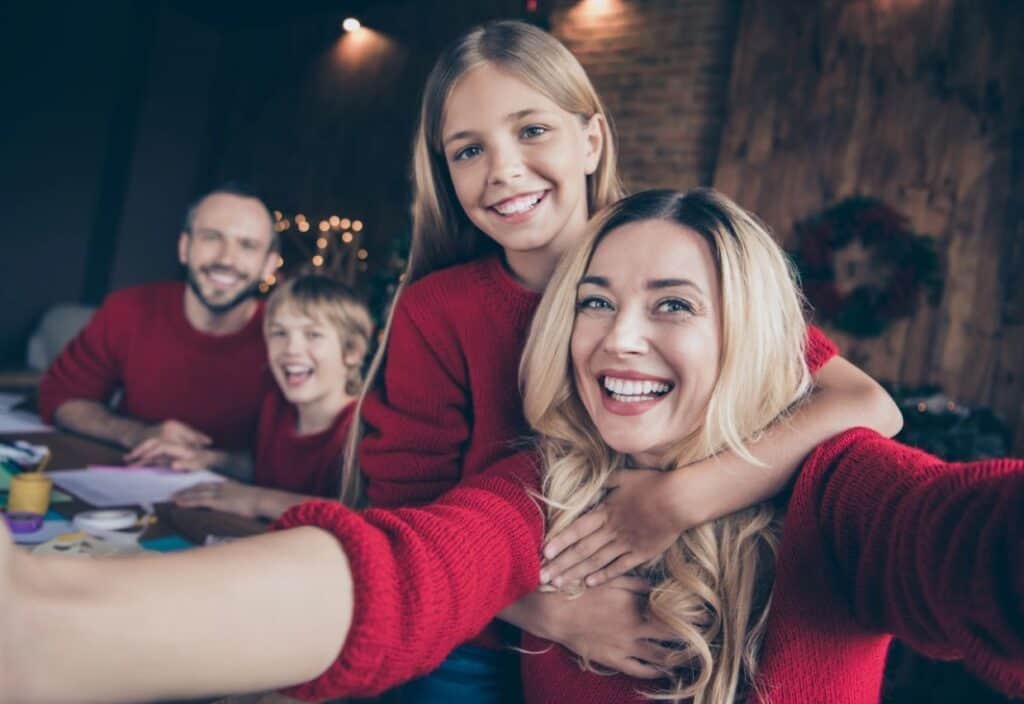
[
  {"left": 656, "top": 298, "right": 694, "bottom": 314},
  {"left": 576, "top": 296, "right": 612, "bottom": 312},
  {"left": 268, "top": 330, "right": 286, "bottom": 338},
  {"left": 452, "top": 145, "right": 481, "bottom": 161},
  {"left": 521, "top": 125, "right": 548, "bottom": 139}
]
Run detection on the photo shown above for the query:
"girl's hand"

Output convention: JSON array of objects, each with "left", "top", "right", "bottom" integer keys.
[
  {"left": 510, "top": 577, "right": 676, "bottom": 679},
  {"left": 125, "top": 440, "right": 223, "bottom": 471},
  {"left": 541, "top": 468, "right": 687, "bottom": 588},
  {"left": 171, "top": 480, "right": 263, "bottom": 519}
]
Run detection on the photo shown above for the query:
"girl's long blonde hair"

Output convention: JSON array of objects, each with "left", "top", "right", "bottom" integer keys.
[
  {"left": 340, "top": 20, "right": 625, "bottom": 505},
  {"left": 521, "top": 189, "right": 813, "bottom": 702}
]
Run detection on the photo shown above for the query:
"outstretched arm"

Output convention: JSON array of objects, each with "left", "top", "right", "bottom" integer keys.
[
  {"left": 1, "top": 453, "right": 542, "bottom": 703},
  {"left": 3, "top": 525, "right": 353, "bottom": 703}
]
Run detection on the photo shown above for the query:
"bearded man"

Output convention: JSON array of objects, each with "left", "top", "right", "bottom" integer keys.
[{"left": 39, "top": 185, "right": 278, "bottom": 461}]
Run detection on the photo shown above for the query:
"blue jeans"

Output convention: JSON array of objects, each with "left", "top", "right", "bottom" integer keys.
[{"left": 387, "top": 644, "right": 521, "bottom": 703}]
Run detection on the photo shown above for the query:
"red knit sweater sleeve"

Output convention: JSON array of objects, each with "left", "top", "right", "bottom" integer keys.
[
  {"left": 359, "top": 296, "right": 471, "bottom": 506},
  {"left": 804, "top": 429, "right": 1024, "bottom": 695},
  {"left": 37, "top": 293, "right": 126, "bottom": 422},
  {"left": 273, "top": 451, "right": 544, "bottom": 700},
  {"left": 805, "top": 324, "right": 837, "bottom": 373}
]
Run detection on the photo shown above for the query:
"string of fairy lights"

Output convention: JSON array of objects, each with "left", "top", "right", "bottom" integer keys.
[{"left": 261, "top": 209, "right": 369, "bottom": 292}]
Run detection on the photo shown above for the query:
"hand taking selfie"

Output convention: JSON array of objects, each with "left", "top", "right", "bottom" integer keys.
[{"left": 541, "top": 468, "right": 688, "bottom": 588}]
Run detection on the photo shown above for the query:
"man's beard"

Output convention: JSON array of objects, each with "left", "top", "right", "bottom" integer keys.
[{"left": 186, "top": 267, "right": 260, "bottom": 315}]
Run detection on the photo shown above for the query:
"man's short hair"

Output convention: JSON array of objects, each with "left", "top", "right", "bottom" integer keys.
[{"left": 183, "top": 182, "right": 278, "bottom": 252}]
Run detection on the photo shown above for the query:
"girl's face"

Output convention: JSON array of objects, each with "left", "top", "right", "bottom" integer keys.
[
  {"left": 266, "top": 305, "right": 349, "bottom": 409},
  {"left": 570, "top": 219, "right": 722, "bottom": 467},
  {"left": 441, "top": 64, "right": 603, "bottom": 272}
]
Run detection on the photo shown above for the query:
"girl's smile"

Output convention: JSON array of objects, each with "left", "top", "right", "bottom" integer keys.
[{"left": 442, "top": 63, "right": 603, "bottom": 289}]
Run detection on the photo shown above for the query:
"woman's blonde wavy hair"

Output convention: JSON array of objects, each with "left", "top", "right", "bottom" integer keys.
[
  {"left": 340, "top": 20, "right": 625, "bottom": 505},
  {"left": 520, "top": 188, "right": 813, "bottom": 702}
]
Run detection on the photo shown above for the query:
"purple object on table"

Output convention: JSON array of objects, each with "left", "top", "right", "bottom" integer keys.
[{"left": 5, "top": 511, "right": 44, "bottom": 533}]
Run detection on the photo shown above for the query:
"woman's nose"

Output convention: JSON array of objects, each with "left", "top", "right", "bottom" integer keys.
[{"left": 602, "top": 309, "right": 649, "bottom": 356}]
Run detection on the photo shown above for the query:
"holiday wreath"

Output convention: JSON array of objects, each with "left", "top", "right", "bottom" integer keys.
[{"left": 791, "top": 197, "right": 942, "bottom": 337}]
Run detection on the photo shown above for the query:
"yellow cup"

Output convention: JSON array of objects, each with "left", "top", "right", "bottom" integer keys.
[{"left": 8, "top": 473, "right": 52, "bottom": 515}]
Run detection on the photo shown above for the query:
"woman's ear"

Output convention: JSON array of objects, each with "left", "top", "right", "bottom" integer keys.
[{"left": 582, "top": 113, "right": 606, "bottom": 176}]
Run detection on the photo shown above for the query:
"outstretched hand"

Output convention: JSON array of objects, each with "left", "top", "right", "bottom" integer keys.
[{"left": 541, "top": 468, "right": 687, "bottom": 588}]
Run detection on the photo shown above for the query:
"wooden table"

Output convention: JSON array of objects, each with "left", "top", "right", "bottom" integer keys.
[{"left": 4, "top": 430, "right": 267, "bottom": 545}]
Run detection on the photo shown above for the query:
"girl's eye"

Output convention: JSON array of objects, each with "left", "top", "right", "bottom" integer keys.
[
  {"left": 521, "top": 125, "right": 548, "bottom": 139},
  {"left": 268, "top": 330, "right": 286, "bottom": 338},
  {"left": 452, "top": 145, "right": 482, "bottom": 161},
  {"left": 576, "top": 296, "right": 613, "bottom": 312},
  {"left": 656, "top": 298, "right": 695, "bottom": 314},
  {"left": 306, "top": 331, "right": 324, "bottom": 340}
]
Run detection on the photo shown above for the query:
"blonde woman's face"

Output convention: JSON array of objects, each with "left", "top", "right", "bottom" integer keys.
[
  {"left": 441, "top": 64, "right": 603, "bottom": 274},
  {"left": 570, "top": 220, "right": 722, "bottom": 466}
]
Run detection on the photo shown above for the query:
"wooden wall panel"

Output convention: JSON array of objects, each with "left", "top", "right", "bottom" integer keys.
[{"left": 713, "top": 0, "right": 1024, "bottom": 451}]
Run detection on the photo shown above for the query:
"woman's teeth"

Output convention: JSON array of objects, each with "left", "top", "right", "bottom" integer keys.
[
  {"left": 602, "top": 376, "right": 672, "bottom": 402},
  {"left": 493, "top": 192, "right": 543, "bottom": 216}
]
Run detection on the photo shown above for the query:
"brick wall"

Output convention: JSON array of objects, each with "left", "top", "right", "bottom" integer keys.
[{"left": 549, "top": 0, "right": 741, "bottom": 191}]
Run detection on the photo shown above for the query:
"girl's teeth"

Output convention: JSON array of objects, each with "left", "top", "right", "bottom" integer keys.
[{"left": 494, "top": 193, "right": 542, "bottom": 215}]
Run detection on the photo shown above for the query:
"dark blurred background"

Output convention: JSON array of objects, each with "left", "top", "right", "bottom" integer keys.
[{"left": 1, "top": 1, "right": 1022, "bottom": 699}]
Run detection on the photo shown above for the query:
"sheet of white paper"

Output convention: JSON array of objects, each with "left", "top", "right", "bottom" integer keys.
[
  {"left": 0, "top": 393, "right": 25, "bottom": 412},
  {"left": 12, "top": 518, "right": 76, "bottom": 545},
  {"left": 0, "top": 410, "right": 53, "bottom": 434},
  {"left": 48, "top": 467, "right": 225, "bottom": 508}
]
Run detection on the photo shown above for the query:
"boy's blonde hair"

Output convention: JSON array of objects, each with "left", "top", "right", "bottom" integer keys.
[
  {"left": 521, "top": 188, "right": 813, "bottom": 702},
  {"left": 265, "top": 274, "right": 374, "bottom": 396},
  {"left": 341, "top": 20, "right": 625, "bottom": 505}
]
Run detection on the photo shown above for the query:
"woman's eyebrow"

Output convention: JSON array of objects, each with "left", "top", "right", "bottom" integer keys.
[
  {"left": 578, "top": 275, "right": 609, "bottom": 288},
  {"left": 647, "top": 278, "right": 703, "bottom": 294}
]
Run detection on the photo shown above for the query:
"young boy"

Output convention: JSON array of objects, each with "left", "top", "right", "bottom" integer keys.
[{"left": 135, "top": 273, "right": 373, "bottom": 519}]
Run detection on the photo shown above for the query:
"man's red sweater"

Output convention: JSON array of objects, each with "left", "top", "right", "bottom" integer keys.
[
  {"left": 357, "top": 255, "right": 838, "bottom": 649},
  {"left": 253, "top": 389, "right": 353, "bottom": 497},
  {"left": 277, "top": 429, "right": 1024, "bottom": 702},
  {"left": 38, "top": 282, "right": 270, "bottom": 450}
]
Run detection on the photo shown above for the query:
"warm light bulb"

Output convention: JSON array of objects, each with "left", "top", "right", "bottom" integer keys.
[
  {"left": 273, "top": 210, "right": 282, "bottom": 221},
  {"left": 266, "top": 275, "right": 277, "bottom": 286},
  {"left": 316, "top": 237, "right": 328, "bottom": 249},
  {"left": 298, "top": 221, "right": 310, "bottom": 232},
  {"left": 312, "top": 254, "right": 325, "bottom": 267},
  {"left": 342, "top": 17, "right": 361, "bottom": 32},
  {"left": 295, "top": 213, "right": 307, "bottom": 223},
  {"left": 329, "top": 215, "right": 340, "bottom": 227},
  {"left": 275, "top": 254, "right": 284, "bottom": 268},
  {"left": 341, "top": 231, "right": 354, "bottom": 243},
  {"left": 352, "top": 220, "right": 364, "bottom": 232},
  {"left": 357, "top": 248, "right": 368, "bottom": 260},
  {"left": 318, "top": 220, "right": 329, "bottom": 232},
  {"left": 340, "top": 218, "right": 351, "bottom": 230}
]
